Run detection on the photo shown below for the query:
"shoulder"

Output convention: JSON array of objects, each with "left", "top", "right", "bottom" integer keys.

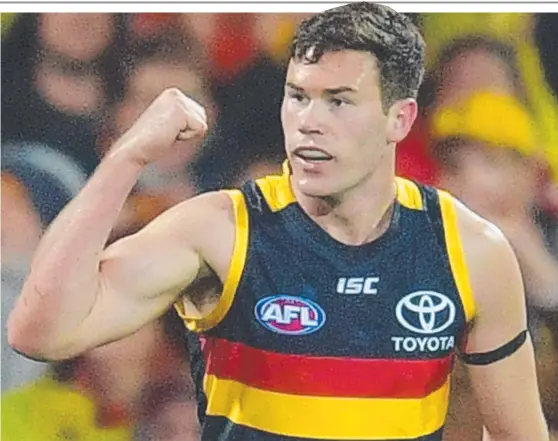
[
  {"left": 134, "top": 188, "right": 245, "bottom": 263},
  {"left": 151, "top": 189, "right": 248, "bottom": 280},
  {"left": 448, "top": 195, "right": 526, "bottom": 326},
  {"left": 157, "top": 189, "right": 244, "bottom": 231},
  {"left": 451, "top": 195, "right": 516, "bottom": 269},
  {"left": 182, "top": 189, "right": 241, "bottom": 213}
]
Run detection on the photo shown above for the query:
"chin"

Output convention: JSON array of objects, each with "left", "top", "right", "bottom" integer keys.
[{"left": 294, "top": 174, "right": 340, "bottom": 198}]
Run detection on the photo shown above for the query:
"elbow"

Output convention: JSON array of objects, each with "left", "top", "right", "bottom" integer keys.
[
  {"left": 6, "top": 284, "right": 51, "bottom": 361},
  {"left": 7, "top": 278, "right": 88, "bottom": 361},
  {"left": 7, "top": 314, "right": 53, "bottom": 362},
  {"left": 7, "top": 326, "right": 77, "bottom": 362},
  {"left": 7, "top": 318, "right": 50, "bottom": 362},
  {"left": 6, "top": 310, "right": 76, "bottom": 363}
]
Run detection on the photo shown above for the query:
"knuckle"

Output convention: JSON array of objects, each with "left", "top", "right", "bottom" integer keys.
[
  {"left": 198, "top": 104, "right": 208, "bottom": 118},
  {"left": 163, "top": 87, "right": 183, "bottom": 100}
]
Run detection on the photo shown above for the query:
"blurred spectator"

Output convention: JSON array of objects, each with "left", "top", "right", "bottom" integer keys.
[
  {"left": 430, "top": 91, "right": 558, "bottom": 432},
  {"left": 2, "top": 143, "right": 89, "bottom": 392},
  {"left": 2, "top": 374, "right": 131, "bottom": 441},
  {"left": 99, "top": 37, "right": 211, "bottom": 238},
  {"left": 133, "top": 378, "right": 199, "bottom": 441},
  {"left": 1, "top": 172, "right": 46, "bottom": 392},
  {"left": 254, "top": 13, "right": 312, "bottom": 64},
  {"left": 401, "top": 34, "right": 527, "bottom": 188},
  {"left": 1, "top": 171, "right": 42, "bottom": 267},
  {"left": 431, "top": 92, "right": 558, "bottom": 308},
  {"left": 184, "top": 13, "right": 286, "bottom": 191},
  {"left": 2, "top": 312, "right": 187, "bottom": 441},
  {"left": 181, "top": 13, "right": 258, "bottom": 84},
  {"left": 424, "top": 33, "right": 558, "bottom": 310},
  {"left": 422, "top": 33, "right": 558, "bottom": 210},
  {"left": 2, "top": 142, "right": 89, "bottom": 227},
  {"left": 422, "top": 30, "right": 558, "bottom": 438},
  {"left": 2, "top": 14, "right": 118, "bottom": 175},
  {"left": 426, "top": 36, "right": 527, "bottom": 110},
  {"left": 419, "top": 12, "right": 558, "bottom": 187}
]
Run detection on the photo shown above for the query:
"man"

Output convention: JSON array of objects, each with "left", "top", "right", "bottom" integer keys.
[{"left": 7, "top": 3, "right": 549, "bottom": 440}]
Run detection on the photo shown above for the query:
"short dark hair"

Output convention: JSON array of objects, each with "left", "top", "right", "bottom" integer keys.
[{"left": 290, "top": 2, "right": 426, "bottom": 112}]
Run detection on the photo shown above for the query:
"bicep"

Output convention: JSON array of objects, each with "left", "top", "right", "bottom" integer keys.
[
  {"left": 463, "top": 224, "right": 527, "bottom": 355},
  {"left": 466, "top": 335, "right": 545, "bottom": 439},
  {"left": 459, "top": 211, "right": 548, "bottom": 438},
  {"left": 87, "top": 228, "right": 202, "bottom": 341},
  {"left": 73, "top": 196, "right": 219, "bottom": 348}
]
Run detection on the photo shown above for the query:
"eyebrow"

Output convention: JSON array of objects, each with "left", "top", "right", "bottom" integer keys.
[{"left": 285, "top": 82, "right": 357, "bottom": 95}]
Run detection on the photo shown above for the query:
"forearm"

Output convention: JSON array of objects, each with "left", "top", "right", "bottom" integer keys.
[{"left": 8, "top": 148, "right": 143, "bottom": 356}]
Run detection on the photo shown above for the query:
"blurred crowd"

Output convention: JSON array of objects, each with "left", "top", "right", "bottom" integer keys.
[{"left": 1, "top": 12, "right": 558, "bottom": 441}]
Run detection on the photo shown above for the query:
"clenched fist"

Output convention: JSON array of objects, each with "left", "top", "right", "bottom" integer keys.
[{"left": 113, "top": 88, "right": 208, "bottom": 166}]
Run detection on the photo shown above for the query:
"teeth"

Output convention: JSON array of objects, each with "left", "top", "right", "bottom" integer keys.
[{"left": 296, "top": 149, "right": 331, "bottom": 160}]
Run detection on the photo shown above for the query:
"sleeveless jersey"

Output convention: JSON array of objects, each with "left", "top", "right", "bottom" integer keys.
[{"left": 174, "top": 163, "right": 476, "bottom": 441}]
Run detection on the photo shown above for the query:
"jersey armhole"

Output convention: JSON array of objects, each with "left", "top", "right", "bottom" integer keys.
[
  {"left": 173, "top": 189, "right": 250, "bottom": 332},
  {"left": 437, "top": 190, "right": 477, "bottom": 324}
]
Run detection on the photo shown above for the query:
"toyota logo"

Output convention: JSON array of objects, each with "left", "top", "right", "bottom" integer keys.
[{"left": 395, "top": 291, "right": 456, "bottom": 334}]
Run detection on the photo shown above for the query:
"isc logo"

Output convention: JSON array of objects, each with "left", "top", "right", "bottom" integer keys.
[
  {"left": 336, "top": 277, "right": 379, "bottom": 294},
  {"left": 255, "top": 295, "right": 326, "bottom": 336}
]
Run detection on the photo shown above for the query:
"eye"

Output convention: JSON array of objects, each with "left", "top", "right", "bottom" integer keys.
[
  {"left": 288, "top": 91, "right": 306, "bottom": 103},
  {"left": 329, "top": 97, "right": 350, "bottom": 108}
]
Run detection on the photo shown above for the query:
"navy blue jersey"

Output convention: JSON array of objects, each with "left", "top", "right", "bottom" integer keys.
[{"left": 175, "top": 163, "right": 476, "bottom": 440}]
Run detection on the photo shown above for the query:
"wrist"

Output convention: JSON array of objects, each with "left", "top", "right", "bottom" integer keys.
[{"left": 105, "top": 141, "right": 147, "bottom": 173}]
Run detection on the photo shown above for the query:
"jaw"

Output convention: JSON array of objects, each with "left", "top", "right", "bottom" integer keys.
[{"left": 289, "top": 156, "right": 339, "bottom": 197}]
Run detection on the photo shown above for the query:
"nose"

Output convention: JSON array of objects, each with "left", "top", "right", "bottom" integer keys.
[{"left": 298, "top": 101, "right": 326, "bottom": 135}]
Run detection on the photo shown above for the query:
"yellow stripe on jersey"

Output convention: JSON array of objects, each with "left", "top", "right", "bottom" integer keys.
[
  {"left": 438, "top": 191, "right": 476, "bottom": 323},
  {"left": 395, "top": 177, "right": 424, "bottom": 210},
  {"left": 256, "top": 161, "right": 297, "bottom": 212},
  {"left": 174, "top": 189, "right": 249, "bottom": 332},
  {"left": 204, "top": 374, "right": 450, "bottom": 439},
  {"left": 258, "top": 162, "right": 426, "bottom": 213}
]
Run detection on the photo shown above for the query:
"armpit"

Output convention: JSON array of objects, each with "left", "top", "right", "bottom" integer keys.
[{"left": 174, "top": 272, "right": 223, "bottom": 320}]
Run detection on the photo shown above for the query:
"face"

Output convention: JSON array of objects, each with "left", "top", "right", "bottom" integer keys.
[
  {"left": 440, "top": 141, "right": 537, "bottom": 219},
  {"left": 38, "top": 14, "right": 114, "bottom": 61},
  {"left": 118, "top": 61, "right": 214, "bottom": 134},
  {"left": 281, "top": 49, "right": 416, "bottom": 197},
  {"left": 436, "top": 48, "right": 517, "bottom": 109}
]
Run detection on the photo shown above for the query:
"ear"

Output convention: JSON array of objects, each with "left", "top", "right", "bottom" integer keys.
[{"left": 386, "top": 98, "right": 418, "bottom": 144}]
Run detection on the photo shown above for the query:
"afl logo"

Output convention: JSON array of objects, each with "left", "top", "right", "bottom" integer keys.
[
  {"left": 395, "top": 291, "right": 455, "bottom": 335},
  {"left": 255, "top": 295, "right": 326, "bottom": 336}
]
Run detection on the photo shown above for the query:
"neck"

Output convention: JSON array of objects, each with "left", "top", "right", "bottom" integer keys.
[{"left": 292, "top": 153, "right": 397, "bottom": 246}]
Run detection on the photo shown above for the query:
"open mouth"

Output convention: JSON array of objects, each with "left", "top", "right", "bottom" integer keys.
[{"left": 293, "top": 147, "right": 334, "bottom": 163}]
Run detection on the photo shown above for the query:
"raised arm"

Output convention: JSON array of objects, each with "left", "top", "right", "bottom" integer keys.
[
  {"left": 7, "top": 88, "right": 234, "bottom": 361},
  {"left": 455, "top": 199, "right": 549, "bottom": 441}
]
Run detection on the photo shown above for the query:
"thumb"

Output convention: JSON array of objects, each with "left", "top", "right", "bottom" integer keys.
[{"left": 176, "top": 123, "right": 208, "bottom": 141}]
